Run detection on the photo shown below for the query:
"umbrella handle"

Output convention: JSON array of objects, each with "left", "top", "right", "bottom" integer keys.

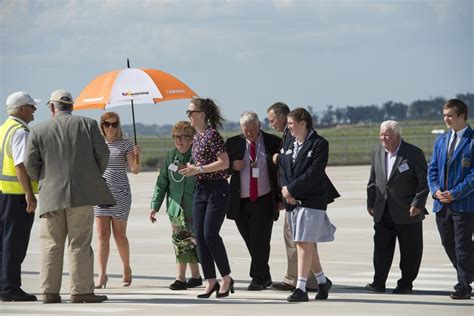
[{"left": 134, "top": 154, "right": 140, "bottom": 166}]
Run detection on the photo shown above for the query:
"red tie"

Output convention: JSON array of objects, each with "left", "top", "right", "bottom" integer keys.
[{"left": 249, "top": 141, "right": 258, "bottom": 202}]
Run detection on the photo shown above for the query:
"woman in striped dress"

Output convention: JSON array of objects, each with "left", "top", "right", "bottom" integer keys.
[{"left": 94, "top": 112, "right": 141, "bottom": 288}]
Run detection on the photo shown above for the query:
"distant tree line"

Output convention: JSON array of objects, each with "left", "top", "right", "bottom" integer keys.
[
  {"left": 123, "top": 93, "right": 473, "bottom": 135},
  {"left": 306, "top": 93, "right": 473, "bottom": 128}
]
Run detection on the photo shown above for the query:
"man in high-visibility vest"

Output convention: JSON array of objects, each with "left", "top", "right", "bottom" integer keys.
[{"left": 0, "top": 91, "right": 38, "bottom": 302}]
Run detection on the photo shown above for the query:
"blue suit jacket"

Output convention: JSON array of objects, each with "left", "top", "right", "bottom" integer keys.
[{"left": 427, "top": 125, "right": 474, "bottom": 213}]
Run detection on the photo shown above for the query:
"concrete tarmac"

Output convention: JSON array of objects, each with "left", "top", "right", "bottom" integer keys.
[{"left": 1, "top": 165, "right": 472, "bottom": 315}]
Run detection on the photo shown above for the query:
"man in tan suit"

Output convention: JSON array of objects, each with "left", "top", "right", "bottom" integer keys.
[{"left": 25, "top": 90, "right": 115, "bottom": 304}]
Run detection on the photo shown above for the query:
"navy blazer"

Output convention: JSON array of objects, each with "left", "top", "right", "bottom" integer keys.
[
  {"left": 225, "top": 131, "right": 281, "bottom": 221},
  {"left": 278, "top": 130, "right": 340, "bottom": 211},
  {"left": 428, "top": 125, "right": 474, "bottom": 213}
]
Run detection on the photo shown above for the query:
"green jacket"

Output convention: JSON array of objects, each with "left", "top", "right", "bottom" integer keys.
[{"left": 150, "top": 148, "right": 196, "bottom": 218}]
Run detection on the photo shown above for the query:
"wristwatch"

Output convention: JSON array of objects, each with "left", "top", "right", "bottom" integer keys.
[{"left": 199, "top": 165, "right": 205, "bottom": 174}]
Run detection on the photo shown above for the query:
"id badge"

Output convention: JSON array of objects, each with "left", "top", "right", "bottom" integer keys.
[
  {"left": 168, "top": 163, "right": 178, "bottom": 172},
  {"left": 252, "top": 168, "right": 259, "bottom": 178},
  {"left": 398, "top": 163, "right": 409, "bottom": 173}
]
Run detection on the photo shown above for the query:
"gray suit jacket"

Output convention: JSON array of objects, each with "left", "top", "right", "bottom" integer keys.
[
  {"left": 367, "top": 140, "right": 429, "bottom": 224},
  {"left": 25, "top": 112, "right": 115, "bottom": 216}
]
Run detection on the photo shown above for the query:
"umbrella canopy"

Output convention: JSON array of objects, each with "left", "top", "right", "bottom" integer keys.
[
  {"left": 74, "top": 68, "right": 197, "bottom": 110},
  {"left": 74, "top": 62, "right": 197, "bottom": 165}
]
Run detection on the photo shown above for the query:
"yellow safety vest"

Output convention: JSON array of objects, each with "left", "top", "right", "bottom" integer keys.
[{"left": 0, "top": 117, "right": 39, "bottom": 194}]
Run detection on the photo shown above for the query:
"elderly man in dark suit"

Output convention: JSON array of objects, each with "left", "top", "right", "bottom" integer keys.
[
  {"left": 225, "top": 111, "right": 281, "bottom": 291},
  {"left": 366, "top": 120, "right": 429, "bottom": 294},
  {"left": 25, "top": 90, "right": 115, "bottom": 304}
]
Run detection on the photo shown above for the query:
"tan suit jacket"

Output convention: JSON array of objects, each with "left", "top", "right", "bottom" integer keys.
[{"left": 25, "top": 112, "right": 115, "bottom": 216}]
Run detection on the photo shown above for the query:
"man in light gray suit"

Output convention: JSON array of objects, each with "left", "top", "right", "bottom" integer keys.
[
  {"left": 25, "top": 90, "right": 115, "bottom": 304},
  {"left": 366, "top": 120, "right": 428, "bottom": 294}
]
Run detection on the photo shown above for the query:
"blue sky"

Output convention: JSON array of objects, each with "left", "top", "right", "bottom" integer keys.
[{"left": 0, "top": 0, "right": 472, "bottom": 126}]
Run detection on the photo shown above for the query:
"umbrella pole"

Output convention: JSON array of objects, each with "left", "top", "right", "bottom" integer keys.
[
  {"left": 131, "top": 99, "right": 139, "bottom": 165},
  {"left": 127, "top": 58, "right": 139, "bottom": 165}
]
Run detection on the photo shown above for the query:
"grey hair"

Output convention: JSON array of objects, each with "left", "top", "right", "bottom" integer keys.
[
  {"left": 240, "top": 111, "right": 260, "bottom": 126},
  {"left": 51, "top": 101, "right": 73, "bottom": 112},
  {"left": 380, "top": 120, "right": 401, "bottom": 135},
  {"left": 7, "top": 108, "right": 21, "bottom": 115}
]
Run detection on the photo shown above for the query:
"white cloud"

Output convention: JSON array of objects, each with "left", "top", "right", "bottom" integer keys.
[
  {"left": 272, "top": 0, "right": 296, "bottom": 11},
  {"left": 0, "top": 0, "right": 471, "bottom": 125}
]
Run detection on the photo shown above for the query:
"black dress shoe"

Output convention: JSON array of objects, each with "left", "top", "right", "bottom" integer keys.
[
  {"left": 216, "top": 278, "right": 234, "bottom": 298},
  {"left": 248, "top": 280, "right": 266, "bottom": 291},
  {"left": 392, "top": 287, "right": 413, "bottom": 294},
  {"left": 287, "top": 288, "right": 309, "bottom": 302},
  {"left": 2, "top": 288, "right": 37, "bottom": 302},
  {"left": 315, "top": 277, "right": 332, "bottom": 300},
  {"left": 272, "top": 282, "right": 295, "bottom": 291},
  {"left": 264, "top": 279, "right": 272, "bottom": 288},
  {"left": 450, "top": 288, "right": 471, "bottom": 300},
  {"left": 186, "top": 277, "right": 203, "bottom": 288},
  {"left": 365, "top": 283, "right": 385, "bottom": 293},
  {"left": 169, "top": 280, "right": 187, "bottom": 290},
  {"left": 197, "top": 282, "right": 220, "bottom": 299}
]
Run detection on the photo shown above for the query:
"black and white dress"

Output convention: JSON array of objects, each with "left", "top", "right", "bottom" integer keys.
[{"left": 94, "top": 139, "right": 134, "bottom": 220}]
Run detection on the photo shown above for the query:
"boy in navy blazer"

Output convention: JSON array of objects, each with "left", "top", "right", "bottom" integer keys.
[{"left": 427, "top": 99, "right": 474, "bottom": 300}]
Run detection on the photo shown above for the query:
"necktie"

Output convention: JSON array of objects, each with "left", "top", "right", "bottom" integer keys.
[
  {"left": 445, "top": 132, "right": 457, "bottom": 189},
  {"left": 249, "top": 141, "right": 258, "bottom": 202}
]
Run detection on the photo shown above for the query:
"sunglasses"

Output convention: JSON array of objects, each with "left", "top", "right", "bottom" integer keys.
[
  {"left": 103, "top": 121, "right": 119, "bottom": 128},
  {"left": 172, "top": 135, "right": 192, "bottom": 140},
  {"left": 186, "top": 110, "right": 202, "bottom": 117}
]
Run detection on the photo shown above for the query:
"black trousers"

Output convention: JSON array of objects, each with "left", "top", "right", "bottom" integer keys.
[
  {"left": 0, "top": 194, "right": 34, "bottom": 292},
  {"left": 436, "top": 207, "right": 474, "bottom": 291},
  {"left": 372, "top": 207, "right": 423, "bottom": 289},
  {"left": 193, "top": 179, "right": 231, "bottom": 279},
  {"left": 235, "top": 193, "right": 274, "bottom": 284}
]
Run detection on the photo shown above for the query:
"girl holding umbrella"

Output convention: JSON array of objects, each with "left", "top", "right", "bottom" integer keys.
[{"left": 94, "top": 112, "right": 141, "bottom": 288}]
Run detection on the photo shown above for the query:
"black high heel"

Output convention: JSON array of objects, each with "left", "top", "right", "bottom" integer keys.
[
  {"left": 197, "top": 282, "right": 220, "bottom": 298},
  {"left": 216, "top": 278, "right": 234, "bottom": 298}
]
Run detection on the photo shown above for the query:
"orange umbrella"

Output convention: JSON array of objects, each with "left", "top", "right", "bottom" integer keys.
[
  {"left": 74, "top": 60, "right": 197, "bottom": 163},
  {"left": 74, "top": 67, "right": 197, "bottom": 110}
]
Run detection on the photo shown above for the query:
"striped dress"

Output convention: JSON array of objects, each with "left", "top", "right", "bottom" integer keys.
[{"left": 94, "top": 139, "right": 134, "bottom": 220}]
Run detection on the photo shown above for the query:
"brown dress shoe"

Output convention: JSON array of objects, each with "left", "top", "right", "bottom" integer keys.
[
  {"left": 43, "top": 293, "right": 61, "bottom": 304},
  {"left": 70, "top": 293, "right": 108, "bottom": 303},
  {"left": 271, "top": 282, "right": 295, "bottom": 291}
]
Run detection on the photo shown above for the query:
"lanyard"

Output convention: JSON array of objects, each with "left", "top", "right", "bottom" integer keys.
[
  {"left": 170, "top": 154, "right": 185, "bottom": 183},
  {"left": 246, "top": 141, "right": 260, "bottom": 167}
]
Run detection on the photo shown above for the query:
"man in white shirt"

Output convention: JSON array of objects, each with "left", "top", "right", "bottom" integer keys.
[
  {"left": 366, "top": 120, "right": 429, "bottom": 294},
  {"left": 0, "top": 92, "right": 38, "bottom": 302}
]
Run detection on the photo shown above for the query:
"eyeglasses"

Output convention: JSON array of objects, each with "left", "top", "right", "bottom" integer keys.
[
  {"left": 103, "top": 121, "right": 119, "bottom": 128},
  {"left": 186, "top": 110, "right": 202, "bottom": 117},
  {"left": 172, "top": 135, "right": 192, "bottom": 140}
]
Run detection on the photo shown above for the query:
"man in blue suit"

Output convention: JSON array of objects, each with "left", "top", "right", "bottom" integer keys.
[{"left": 428, "top": 99, "right": 474, "bottom": 300}]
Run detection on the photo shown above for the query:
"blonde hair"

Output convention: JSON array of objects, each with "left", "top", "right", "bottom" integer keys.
[
  {"left": 99, "top": 112, "right": 123, "bottom": 140},
  {"left": 172, "top": 121, "right": 196, "bottom": 138}
]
